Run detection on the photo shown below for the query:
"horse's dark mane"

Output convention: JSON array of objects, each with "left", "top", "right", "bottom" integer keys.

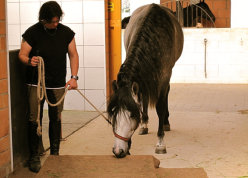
[
  {"left": 121, "top": 4, "right": 174, "bottom": 105},
  {"left": 107, "top": 86, "right": 141, "bottom": 129},
  {"left": 108, "top": 4, "right": 178, "bottom": 128}
]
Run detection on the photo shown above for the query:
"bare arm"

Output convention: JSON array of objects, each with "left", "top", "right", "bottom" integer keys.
[
  {"left": 18, "top": 38, "right": 39, "bottom": 66},
  {"left": 65, "top": 37, "right": 79, "bottom": 90}
]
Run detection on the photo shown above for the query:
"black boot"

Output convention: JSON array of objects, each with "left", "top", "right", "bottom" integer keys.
[
  {"left": 50, "top": 139, "right": 60, "bottom": 155},
  {"left": 49, "top": 120, "right": 61, "bottom": 155},
  {"left": 38, "top": 136, "right": 45, "bottom": 156},
  {"left": 28, "top": 121, "right": 41, "bottom": 173},
  {"left": 38, "top": 118, "right": 45, "bottom": 156},
  {"left": 29, "top": 155, "right": 41, "bottom": 173}
]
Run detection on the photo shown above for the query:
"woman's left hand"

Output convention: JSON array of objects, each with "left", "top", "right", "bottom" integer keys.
[{"left": 65, "top": 79, "right": 78, "bottom": 90}]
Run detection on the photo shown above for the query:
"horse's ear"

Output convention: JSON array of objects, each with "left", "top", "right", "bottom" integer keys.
[
  {"left": 132, "top": 82, "right": 139, "bottom": 96},
  {"left": 112, "top": 80, "right": 118, "bottom": 92}
]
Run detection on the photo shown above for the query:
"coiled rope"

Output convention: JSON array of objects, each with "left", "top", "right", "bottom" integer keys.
[{"left": 36, "top": 56, "right": 110, "bottom": 136}]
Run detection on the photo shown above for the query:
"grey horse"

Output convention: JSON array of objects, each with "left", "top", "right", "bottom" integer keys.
[{"left": 108, "top": 4, "right": 184, "bottom": 158}]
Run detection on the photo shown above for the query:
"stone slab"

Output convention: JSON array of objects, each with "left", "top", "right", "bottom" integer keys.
[{"left": 37, "top": 155, "right": 207, "bottom": 178}]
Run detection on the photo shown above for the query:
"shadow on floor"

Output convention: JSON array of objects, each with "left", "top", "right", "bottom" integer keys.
[
  {"left": 42, "top": 110, "right": 100, "bottom": 150},
  {"left": 9, "top": 110, "right": 100, "bottom": 178}
]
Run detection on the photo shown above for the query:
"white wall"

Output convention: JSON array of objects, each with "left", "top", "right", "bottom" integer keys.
[
  {"left": 7, "top": 0, "right": 106, "bottom": 111},
  {"left": 231, "top": 0, "right": 248, "bottom": 28},
  {"left": 121, "top": 1, "right": 248, "bottom": 84},
  {"left": 122, "top": 28, "right": 248, "bottom": 84},
  {"left": 7, "top": 0, "right": 248, "bottom": 111},
  {"left": 172, "top": 28, "right": 248, "bottom": 83}
]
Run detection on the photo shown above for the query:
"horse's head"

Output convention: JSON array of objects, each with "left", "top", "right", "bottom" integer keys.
[
  {"left": 107, "top": 80, "right": 141, "bottom": 158},
  {"left": 197, "top": 0, "right": 215, "bottom": 22}
]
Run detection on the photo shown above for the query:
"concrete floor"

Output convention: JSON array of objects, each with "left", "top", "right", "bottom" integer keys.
[
  {"left": 10, "top": 84, "right": 248, "bottom": 178},
  {"left": 42, "top": 110, "right": 99, "bottom": 150},
  {"left": 60, "top": 84, "right": 248, "bottom": 178}
]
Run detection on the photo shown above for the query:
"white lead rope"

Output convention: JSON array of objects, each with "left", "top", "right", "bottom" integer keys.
[
  {"left": 75, "top": 89, "right": 110, "bottom": 123},
  {"left": 36, "top": 56, "right": 69, "bottom": 136},
  {"left": 36, "top": 56, "right": 109, "bottom": 136}
]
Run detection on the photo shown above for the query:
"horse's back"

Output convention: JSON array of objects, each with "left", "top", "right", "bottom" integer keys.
[{"left": 124, "top": 4, "right": 183, "bottom": 64}]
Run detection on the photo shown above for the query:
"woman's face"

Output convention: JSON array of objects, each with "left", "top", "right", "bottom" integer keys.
[{"left": 44, "top": 17, "right": 60, "bottom": 29}]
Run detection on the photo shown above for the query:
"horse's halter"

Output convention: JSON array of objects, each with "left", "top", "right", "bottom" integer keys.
[
  {"left": 113, "top": 129, "right": 135, "bottom": 142},
  {"left": 110, "top": 94, "right": 142, "bottom": 143},
  {"left": 112, "top": 103, "right": 143, "bottom": 142},
  {"left": 113, "top": 131, "right": 130, "bottom": 142}
]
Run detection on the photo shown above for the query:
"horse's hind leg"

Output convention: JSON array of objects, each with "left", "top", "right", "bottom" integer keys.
[
  {"left": 155, "top": 85, "right": 169, "bottom": 154},
  {"left": 139, "top": 99, "right": 149, "bottom": 135},
  {"left": 163, "top": 84, "right": 170, "bottom": 131}
]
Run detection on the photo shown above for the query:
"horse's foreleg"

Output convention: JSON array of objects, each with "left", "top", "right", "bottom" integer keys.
[
  {"left": 139, "top": 99, "right": 149, "bottom": 135},
  {"left": 163, "top": 84, "right": 171, "bottom": 131},
  {"left": 155, "top": 86, "right": 169, "bottom": 154},
  {"left": 155, "top": 116, "right": 166, "bottom": 154},
  {"left": 139, "top": 122, "right": 148, "bottom": 135},
  {"left": 127, "top": 139, "right": 132, "bottom": 155}
]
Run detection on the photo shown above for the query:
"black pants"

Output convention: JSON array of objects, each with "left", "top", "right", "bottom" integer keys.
[{"left": 27, "top": 86, "right": 65, "bottom": 156}]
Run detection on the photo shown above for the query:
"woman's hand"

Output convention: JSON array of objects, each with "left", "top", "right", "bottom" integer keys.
[
  {"left": 29, "top": 56, "right": 40, "bottom": 66},
  {"left": 65, "top": 78, "right": 78, "bottom": 90}
]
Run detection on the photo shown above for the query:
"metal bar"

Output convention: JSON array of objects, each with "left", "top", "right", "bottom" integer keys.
[
  {"left": 187, "top": 2, "right": 189, "bottom": 27},
  {"left": 191, "top": 5, "right": 193, "bottom": 27},
  {"left": 204, "top": 38, "right": 208, "bottom": 78},
  {"left": 182, "top": 0, "right": 184, "bottom": 26},
  {"left": 196, "top": 6, "right": 198, "bottom": 25},
  {"left": 176, "top": 0, "right": 179, "bottom": 22},
  {"left": 162, "top": 0, "right": 215, "bottom": 28}
]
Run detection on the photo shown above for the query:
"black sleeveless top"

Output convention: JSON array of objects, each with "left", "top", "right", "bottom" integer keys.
[{"left": 22, "top": 22, "right": 75, "bottom": 88}]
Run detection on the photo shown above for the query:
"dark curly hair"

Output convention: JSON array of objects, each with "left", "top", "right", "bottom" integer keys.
[{"left": 39, "top": 1, "right": 63, "bottom": 22}]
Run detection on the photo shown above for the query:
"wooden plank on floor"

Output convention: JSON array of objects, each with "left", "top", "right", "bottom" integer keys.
[
  {"left": 37, "top": 155, "right": 158, "bottom": 178},
  {"left": 37, "top": 155, "right": 208, "bottom": 178}
]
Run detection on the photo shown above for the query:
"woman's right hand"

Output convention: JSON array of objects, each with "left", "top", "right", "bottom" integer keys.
[{"left": 28, "top": 56, "right": 40, "bottom": 66}]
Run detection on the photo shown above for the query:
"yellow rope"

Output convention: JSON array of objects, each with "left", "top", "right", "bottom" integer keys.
[
  {"left": 75, "top": 89, "right": 109, "bottom": 122},
  {"left": 35, "top": 56, "right": 109, "bottom": 136},
  {"left": 36, "top": 56, "right": 68, "bottom": 136}
]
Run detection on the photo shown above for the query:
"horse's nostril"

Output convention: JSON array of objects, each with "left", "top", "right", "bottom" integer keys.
[
  {"left": 112, "top": 147, "right": 120, "bottom": 155},
  {"left": 112, "top": 148, "right": 127, "bottom": 158},
  {"left": 117, "top": 149, "right": 126, "bottom": 158},
  {"left": 119, "top": 149, "right": 124, "bottom": 154}
]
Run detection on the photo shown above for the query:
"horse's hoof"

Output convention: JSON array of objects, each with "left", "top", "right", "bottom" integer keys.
[
  {"left": 155, "top": 146, "right": 167, "bottom": 154},
  {"left": 163, "top": 124, "right": 170, "bottom": 131},
  {"left": 138, "top": 127, "right": 148, "bottom": 135}
]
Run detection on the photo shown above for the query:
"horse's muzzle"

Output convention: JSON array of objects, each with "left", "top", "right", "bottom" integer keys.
[
  {"left": 112, "top": 148, "right": 127, "bottom": 158},
  {"left": 112, "top": 139, "right": 132, "bottom": 158}
]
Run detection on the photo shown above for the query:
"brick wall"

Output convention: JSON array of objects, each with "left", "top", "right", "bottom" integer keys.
[
  {"left": 0, "top": 0, "right": 11, "bottom": 177},
  {"left": 205, "top": 0, "right": 230, "bottom": 27},
  {"left": 160, "top": 0, "right": 231, "bottom": 28}
]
